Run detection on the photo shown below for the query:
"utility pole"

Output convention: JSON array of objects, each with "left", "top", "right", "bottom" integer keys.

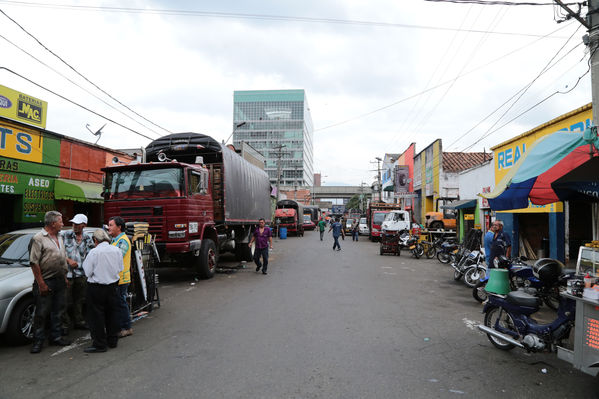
[
  {"left": 370, "top": 157, "right": 382, "bottom": 202},
  {"left": 274, "top": 144, "right": 286, "bottom": 202}
]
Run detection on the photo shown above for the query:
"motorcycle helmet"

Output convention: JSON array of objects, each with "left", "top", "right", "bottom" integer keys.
[
  {"left": 533, "top": 258, "right": 564, "bottom": 285},
  {"left": 493, "top": 255, "right": 510, "bottom": 269}
]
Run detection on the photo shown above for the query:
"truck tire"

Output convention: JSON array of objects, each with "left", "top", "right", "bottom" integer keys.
[
  {"left": 6, "top": 296, "right": 35, "bottom": 345},
  {"left": 430, "top": 221, "right": 443, "bottom": 230},
  {"left": 195, "top": 239, "right": 217, "bottom": 279}
]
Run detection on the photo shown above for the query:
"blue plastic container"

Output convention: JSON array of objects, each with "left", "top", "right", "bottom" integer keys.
[{"left": 279, "top": 227, "right": 287, "bottom": 239}]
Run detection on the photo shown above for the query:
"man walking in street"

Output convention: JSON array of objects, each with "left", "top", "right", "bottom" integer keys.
[
  {"left": 29, "top": 211, "right": 71, "bottom": 353},
  {"left": 62, "top": 213, "right": 94, "bottom": 334},
  {"left": 351, "top": 219, "right": 359, "bottom": 242},
  {"left": 249, "top": 218, "right": 273, "bottom": 275},
  {"left": 107, "top": 216, "right": 133, "bottom": 338},
  {"left": 329, "top": 218, "right": 344, "bottom": 251},
  {"left": 82, "top": 229, "right": 124, "bottom": 353},
  {"left": 317, "top": 218, "right": 326, "bottom": 241},
  {"left": 489, "top": 220, "right": 511, "bottom": 266}
]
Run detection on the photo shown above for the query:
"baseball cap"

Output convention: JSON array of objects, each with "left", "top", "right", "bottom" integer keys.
[{"left": 70, "top": 214, "right": 88, "bottom": 224}]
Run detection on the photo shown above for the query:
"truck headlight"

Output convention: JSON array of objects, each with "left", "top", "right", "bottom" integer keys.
[{"left": 189, "top": 222, "right": 198, "bottom": 234}]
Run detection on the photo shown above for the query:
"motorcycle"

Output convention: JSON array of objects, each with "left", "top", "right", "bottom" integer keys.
[
  {"left": 478, "top": 258, "right": 575, "bottom": 354},
  {"left": 397, "top": 231, "right": 424, "bottom": 259},
  {"left": 450, "top": 249, "right": 485, "bottom": 287},
  {"left": 436, "top": 239, "right": 459, "bottom": 264},
  {"left": 472, "top": 256, "right": 561, "bottom": 310},
  {"left": 421, "top": 236, "right": 445, "bottom": 259}
]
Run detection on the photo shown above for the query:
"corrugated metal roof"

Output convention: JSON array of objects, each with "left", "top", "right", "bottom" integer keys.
[{"left": 443, "top": 152, "right": 493, "bottom": 173}]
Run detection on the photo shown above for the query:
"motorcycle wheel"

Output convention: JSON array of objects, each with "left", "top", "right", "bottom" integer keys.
[
  {"left": 543, "top": 286, "right": 560, "bottom": 311},
  {"left": 472, "top": 280, "right": 488, "bottom": 303},
  {"left": 425, "top": 246, "right": 436, "bottom": 259},
  {"left": 483, "top": 306, "right": 517, "bottom": 351},
  {"left": 412, "top": 244, "right": 424, "bottom": 259},
  {"left": 437, "top": 251, "right": 451, "bottom": 264},
  {"left": 453, "top": 269, "right": 463, "bottom": 281},
  {"left": 464, "top": 267, "right": 485, "bottom": 288}
]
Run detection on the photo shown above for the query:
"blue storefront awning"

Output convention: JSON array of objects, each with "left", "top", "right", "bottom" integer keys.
[{"left": 440, "top": 199, "right": 477, "bottom": 210}]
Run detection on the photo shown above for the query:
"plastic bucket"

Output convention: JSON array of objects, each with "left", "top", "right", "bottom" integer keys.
[
  {"left": 485, "top": 269, "right": 510, "bottom": 295},
  {"left": 279, "top": 227, "right": 287, "bottom": 239}
]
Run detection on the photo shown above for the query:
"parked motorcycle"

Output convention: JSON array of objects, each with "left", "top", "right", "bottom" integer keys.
[
  {"left": 397, "top": 231, "right": 424, "bottom": 259},
  {"left": 436, "top": 239, "right": 459, "bottom": 264},
  {"left": 472, "top": 256, "right": 561, "bottom": 310},
  {"left": 450, "top": 249, "right": 485, "bottom": 287},
  {"left": 478, "top": 258, "right": 575, "bottom": 353},
  {"left": 421, "top": 236, "right": 445, "bottom": 259}
]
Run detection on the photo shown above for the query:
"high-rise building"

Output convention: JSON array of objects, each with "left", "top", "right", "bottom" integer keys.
[{"left": 232, "top": 89, "right": 314, "bottom": 188}]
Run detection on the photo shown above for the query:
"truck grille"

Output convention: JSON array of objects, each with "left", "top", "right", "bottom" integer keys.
[{"left": 119, "top": 206, "right": 164, "bottom": 240}]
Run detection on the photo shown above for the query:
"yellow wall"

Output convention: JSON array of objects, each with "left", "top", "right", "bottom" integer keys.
[{"left": 491, "top": 103, "right": 590, "bottom": 213}]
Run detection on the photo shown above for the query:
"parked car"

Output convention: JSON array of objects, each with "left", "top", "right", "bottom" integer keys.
[
  {"left": 344, "top": 218, "right": 355, "bottom": 235},
  {"left": 0, "top": 227, "right": 95, "bottom": 345},
  {"left": 302, "top": 215, "right": 316, "bottom": 231},
  {"left": 358, "top": 217, "right": 369, "bottom": 236}
]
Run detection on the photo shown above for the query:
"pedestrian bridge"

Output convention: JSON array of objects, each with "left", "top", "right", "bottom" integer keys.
[{"left": 312, "top": 186, "right": 372, "bottom": 200}]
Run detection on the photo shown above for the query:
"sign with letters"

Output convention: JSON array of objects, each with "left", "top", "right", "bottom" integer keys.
[
  {"left": 0, "top": 121, "right": 44, "bottom": 163},
  {"left": 0, "top": 85, "right": 48, "bottom": 129}
]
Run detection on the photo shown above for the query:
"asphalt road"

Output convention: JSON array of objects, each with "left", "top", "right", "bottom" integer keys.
[{"left": 0, "top": 230, "right": 598, "bottom": 398}]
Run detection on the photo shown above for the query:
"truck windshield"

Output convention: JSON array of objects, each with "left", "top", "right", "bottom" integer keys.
[
  {"left": 384, "top": 212, "right": 405, "bottom": 222},
  {"left": 104, "top": 168, "right": 184, "bottom": 199},
  {"left": 373, "top": 213, "right": 386, "bottom": 224}
]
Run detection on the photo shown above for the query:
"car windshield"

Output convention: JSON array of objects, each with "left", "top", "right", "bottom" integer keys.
[
  {"left": 303, "top": 215, "right": 311, "bottom": 223},
  {"left": 373, "top": 213, "right": 387, "bottom": 224},
  {"left": 0, "top": 233, "right": 33, "bottom": 266},
  {"left": 104, "top": 167, "right": 184, "bottom": 200},
  {"left": 346, "top": 219, "right": 354, "bottom": 226},
  {"left": 360, "top": 218, "right": 367, "bottom": 224}
]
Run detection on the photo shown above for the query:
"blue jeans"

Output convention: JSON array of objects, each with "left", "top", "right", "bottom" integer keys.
[
  {"left": 254, "top": 247, "right": 269, "bottom": 272},
  {"left": 117, "top": 284, "right": 132, "bottom": 330},
  {"left": 333, "top": 236, "right": 341, "bottom": 250},
  {"left": 352, "top": 231, "right": 359, "bottom": 241},
  {"left": 32, "top": 277, "right": 66, "bottom": 342}
]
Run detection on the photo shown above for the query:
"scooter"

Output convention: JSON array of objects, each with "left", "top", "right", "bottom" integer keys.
[
  {"left": 397, "top": 231, "right": 424, "bottom": 258},
  {"left": 450, "top": 249, "right": 485, "bottom": 287},
  {"left": 473, "top": 256, "right": 561, "bottom": 309},
  {"left": 478, "top": 259, "right": 575, "bottom": 353}
]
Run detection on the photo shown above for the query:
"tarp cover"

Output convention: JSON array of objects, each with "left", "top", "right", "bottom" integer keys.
[{"left": 440, "top": 199, "right": 477, "bottom": 210}]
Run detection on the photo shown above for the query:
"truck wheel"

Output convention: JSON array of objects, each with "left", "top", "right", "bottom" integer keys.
[
  {"left": 379, "top": 243, "right": 384, "bottom": 255},
  {"left": 195, "top": 239, "right": 217, "bottom": 279},
  {"left": 430, "top": 221, "right": 443, "bottom": 230},
  {"left": 6, "top": 297, "right": 35, "bottom": 345}
]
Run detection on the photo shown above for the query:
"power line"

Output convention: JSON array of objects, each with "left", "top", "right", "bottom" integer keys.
[
  {"left": 0, "top": 0, "right": 572, "bottom": 38},
  {"left": 458, "top": 24, "right": 583, "bottom": 152},
  {"left": 0, "top": 67, "right": 155, "bottom": 141},
  {"left": 0, "top": 8, "right": 172, "bottom": 136},
  {"left": 315, "top": 22, "right": 575, "bottom": 133},
  {"left": 424, "top": 0, "right": 580, "bottom": 5},
  {"left": 0, "top": 32, "right": 164, "bottom": 137}
]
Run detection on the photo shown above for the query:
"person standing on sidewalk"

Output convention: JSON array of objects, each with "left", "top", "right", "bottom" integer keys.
[
  {"left": 329, "top": 218, "right": 344, "bottom": 251},
  {"left": 82, "top": 229, "right": 123, "bottom": 353},
  {"left": 107, "top": 216, "right": 133, "bottom": 338},
  {"left": 62, "top": 213, "right": 94, "bottom": 334},
  {"left": 29, "top": 211, "right": 71, "bottom": 353},
  {"left": 483, "top": 224, "right": 495, "bottom": 267},
  {"left": 317, "top": 218, "right": 326, "bottom": 241},
  {"left": 249, "top": 218, "right": 273, "bottom": 275}
]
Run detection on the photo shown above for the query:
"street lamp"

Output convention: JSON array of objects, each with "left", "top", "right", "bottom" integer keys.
[{"left": 223, "top": 122, "right": 247, "bottom": 145}]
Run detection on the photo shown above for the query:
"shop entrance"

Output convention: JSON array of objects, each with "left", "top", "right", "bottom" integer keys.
[
  {"left": 518, "top": 213, "right": 549, "bottom": 259},
  {"left": 0, "top": 194, "right": 18, "bottom": 233},
  {"left": 568, "top": 200, "right": 593, "bottom": 263}
]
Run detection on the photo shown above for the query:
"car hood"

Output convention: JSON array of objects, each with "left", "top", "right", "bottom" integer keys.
[{"left": 0, "top": 265, "right": 31, "bottom": 281}]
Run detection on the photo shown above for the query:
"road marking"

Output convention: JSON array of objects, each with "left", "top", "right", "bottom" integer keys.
[
  {"left": 462, "top": 317, "right": 479, "bottom": 331},
  {"left": 383, "top": 272, "right": 397, "bottom": 275},
  {"left": 381, "top": 266, "right": 393, "bottom": 269},
  {"left": 51, "top": 333, "right": 91, "bottom": 356}
]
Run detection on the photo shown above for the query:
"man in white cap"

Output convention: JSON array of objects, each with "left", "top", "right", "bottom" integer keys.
[{"left": 62, "top": 213, "right": 94, "bottom": 334}]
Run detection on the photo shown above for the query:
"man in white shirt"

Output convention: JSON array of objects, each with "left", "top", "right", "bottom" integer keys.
[{"left": 82, "top": 229, "right": 124, "bottom": 353}]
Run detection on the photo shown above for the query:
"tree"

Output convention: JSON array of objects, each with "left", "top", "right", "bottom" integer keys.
[{"left": 346, "top": 194, "right": 361, "bottom": 211}]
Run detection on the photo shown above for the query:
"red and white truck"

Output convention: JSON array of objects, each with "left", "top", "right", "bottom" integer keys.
[
  {"left": 367, "top": 202, "right": 403, "bottom": 241},
  {"left": 102, "top": 133, "right": 272, "bottom": 279}
]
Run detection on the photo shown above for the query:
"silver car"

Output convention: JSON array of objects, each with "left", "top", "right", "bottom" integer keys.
[
  {"left": 358, "top": 217, "right": 369, "bottom": 236},
  {"left": 0, "top": 227, "right": 95, "bottom": 345}
]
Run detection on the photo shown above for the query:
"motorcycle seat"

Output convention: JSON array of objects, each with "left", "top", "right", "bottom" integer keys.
[{"left": 506, "top": 290, "right": 542, "bottom": 308}]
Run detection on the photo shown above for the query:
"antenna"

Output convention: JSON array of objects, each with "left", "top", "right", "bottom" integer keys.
[{"left": 86, "top": 123, "right": 106, "bottom": 144}]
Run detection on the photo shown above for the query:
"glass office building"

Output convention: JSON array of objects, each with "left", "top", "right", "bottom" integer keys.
[{"left": 233, "top": 89, "right": 314, "bottom": 188}]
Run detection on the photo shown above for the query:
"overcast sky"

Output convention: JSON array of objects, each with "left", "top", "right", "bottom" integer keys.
[{"left": 0, "top": 0, "right": 592, "bottom": 185}]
